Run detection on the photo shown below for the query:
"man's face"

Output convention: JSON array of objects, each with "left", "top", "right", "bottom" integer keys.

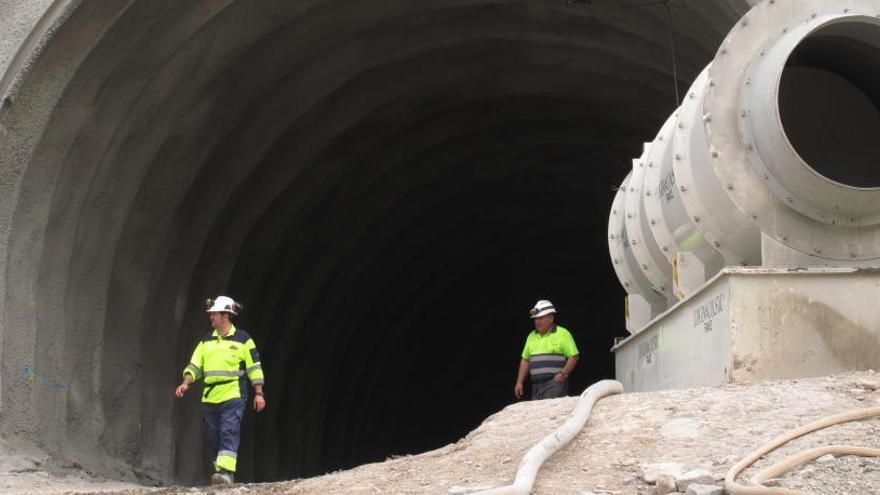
[
  {"left": 533, "top": 314, "right": 554, "bottom": 333},
  {"left": 208, "top": 311, "right": 224, "bottom": 329}
]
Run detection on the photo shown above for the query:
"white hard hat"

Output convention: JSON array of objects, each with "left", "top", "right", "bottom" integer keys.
[
  {"left": 205, "top": 295, "right": 242, "bottom": 315},
  {"left": 529, "top": 299, "right": 556, "bottom": 318}
]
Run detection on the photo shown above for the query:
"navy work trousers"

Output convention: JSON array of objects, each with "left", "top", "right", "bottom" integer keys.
[
  {"left": 202, "top": 398, "right": 245, "bottom": 473},
  {"left": 531, "top": 378, "right": 568, "bottom": 400}
]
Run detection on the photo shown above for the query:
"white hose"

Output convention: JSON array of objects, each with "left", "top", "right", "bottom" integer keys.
[{"left": 472, "top": 379, "right": 624, "bottom": 495}]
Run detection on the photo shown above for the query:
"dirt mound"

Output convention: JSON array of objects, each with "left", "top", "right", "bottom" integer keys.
[
  {"left": 260, "top": 372, "right": 880, "bottom": 495},
  {"left": 14, "top": 372, "right": 880, "bottom": 494}
]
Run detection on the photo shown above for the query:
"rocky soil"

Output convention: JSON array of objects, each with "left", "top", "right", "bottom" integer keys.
[
  {"left": 7, "top": 372, "right": 880, "bottom": 494},
  {"left": 0, "top": 435, "right": 145, "bottom": 494}
]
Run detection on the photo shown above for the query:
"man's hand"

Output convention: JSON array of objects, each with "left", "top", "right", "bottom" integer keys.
[
  {"left": 253, "top": 394, "right": 266, "bottom": 412},
  {"left": 174, "top": 383, "right": 189, "bottom": 398},
  {"left": 553, "top": 372, "right": 566, "bottom": 384},
  {"left": 514, "top": 359, "right": 529, "bottom": 399}
]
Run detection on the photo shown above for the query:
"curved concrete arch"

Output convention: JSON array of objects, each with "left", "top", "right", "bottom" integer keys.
[{"left": 0, "top": 0, "right": 755, "bottom": 483}]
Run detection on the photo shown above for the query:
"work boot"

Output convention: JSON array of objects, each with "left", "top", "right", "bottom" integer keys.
[{"left": 211, "top": 470, "right": 234, "bottom": 485}]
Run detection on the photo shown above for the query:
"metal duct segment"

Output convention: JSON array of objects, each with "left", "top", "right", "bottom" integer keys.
[
  {"left": 643, "top": 111, "right": 731, "bottom": 280},
  {"left": 609, "top": 0, "right": 880, "bottom": 319},
  {"left": 641, "top": 114, "right": 685, "bottom": 263},
  {"left": 623, "top": 145, "right": 677, "bottom": 306},
  {"left": 708, "top": 0, "right": 880, "bottom": 261},
  {"left": 615, "top": 71, "right": 760, "bottom": 314},
  {"left": 672, "top": 66, "right": 760, "bottom": 268},
  {"left": 608, "top": 172, "right": 666, "bottom": 323}
]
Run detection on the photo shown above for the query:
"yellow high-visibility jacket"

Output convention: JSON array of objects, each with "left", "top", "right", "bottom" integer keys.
[{"left": 183, "top": 325, "right": 264, "bottom": 403}]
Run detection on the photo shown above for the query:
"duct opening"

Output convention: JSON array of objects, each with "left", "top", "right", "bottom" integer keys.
[{"left": 780, "top": 21, "right": 880, "bottom": 188}]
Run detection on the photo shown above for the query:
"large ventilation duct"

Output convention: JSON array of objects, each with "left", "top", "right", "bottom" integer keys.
[{"left": 610, "top": 0, "right": 880, "bottom": 328}]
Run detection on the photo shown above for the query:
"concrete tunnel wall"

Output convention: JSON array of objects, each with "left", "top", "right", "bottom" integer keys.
[{"left": 0, "top": 0, "right": 752, "bottom": 484}]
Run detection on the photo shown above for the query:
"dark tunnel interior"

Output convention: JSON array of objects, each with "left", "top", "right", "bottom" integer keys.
[
  {"left": 212, "top": 91, "right": 644, "bottom": 481},
  {"left": 781, "top": 22, "right": 880, "bottom": 188},
  {"left": 0, "top": 0, "right": 750, "bottom": 485}
]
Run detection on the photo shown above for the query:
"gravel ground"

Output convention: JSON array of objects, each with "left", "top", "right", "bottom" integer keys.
[{"left": 6, "top": 372, "right": 880, "bottom": 494}]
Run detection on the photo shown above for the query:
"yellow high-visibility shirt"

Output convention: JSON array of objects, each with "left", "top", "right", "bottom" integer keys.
[
  {"left": 521, "top": 325, "right": 579, "bottom": 359},
  {"left": 520, "top": 325, "right": 579, "bottom": 382},
  {"left": 183, "top": 325, "right": 264, "bottom": 403}
]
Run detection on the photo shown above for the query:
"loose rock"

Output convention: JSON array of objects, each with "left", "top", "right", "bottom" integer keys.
[
  {"left": 686, "top": 484, "right": 724, "bottom": 495},
  {"left": 654, "top": 473, "right": 676, "bottom": 495},
  {"left": 642, "top": 462, "right": 684, "bottom": 483},
  {"left": 676, "top": 469, "right": 714, "bottom": 492}
]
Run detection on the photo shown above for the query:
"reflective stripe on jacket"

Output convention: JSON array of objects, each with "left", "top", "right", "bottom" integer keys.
[
  {"left": 183, "top": 325, "right": 264, "bottom": 403},
  {"left": 528, "top": 353, "right": 566, "bottom": 382}
]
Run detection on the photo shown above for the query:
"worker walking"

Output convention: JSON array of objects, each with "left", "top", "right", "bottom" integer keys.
[
  {"left": 514, "top": 300, "right": 579, "bottom": 400},
  {"left": 175, "top": 296, "right": 265, "bottom": 485}
]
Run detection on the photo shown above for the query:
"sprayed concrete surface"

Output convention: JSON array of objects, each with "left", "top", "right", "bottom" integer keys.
[
  {"left": 0, "top": 0, "right": 762, "bottom": 485},
  {"left": 2, "top": 372, "right": 880, "bottom": 494}
]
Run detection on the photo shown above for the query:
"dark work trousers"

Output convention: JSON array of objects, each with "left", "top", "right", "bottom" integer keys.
[
  {"left": 531, "top": 378, "right": 568, "bottom": 400},
  {"left": 202, "top": 398, "right": 246, "bottom": 473}
]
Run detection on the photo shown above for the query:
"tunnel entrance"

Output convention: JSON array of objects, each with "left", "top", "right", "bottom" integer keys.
[
  {"left": 0, "top": 0, "right": 747, "bottom": 486},
  {"left": 222, "top": 100, "right": 632, "bottom": 481}
]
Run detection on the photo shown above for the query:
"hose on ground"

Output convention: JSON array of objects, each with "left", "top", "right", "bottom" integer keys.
[
  {"left": 725, "top": 406, "right": 880, "bottom": 495},
  {"left": 472, "top": 379, "right": 624, "bottom": 495},
  {"left": 752, "top": 445, "right": 880, "bottom": 484}
]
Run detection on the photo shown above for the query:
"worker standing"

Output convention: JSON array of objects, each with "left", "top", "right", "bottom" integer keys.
[
  {"left": 174, "top": 296, "right": 265, "bottom": 485},
  {"left": 514, "top": 300, "right": 579, "bottom": 400}
]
